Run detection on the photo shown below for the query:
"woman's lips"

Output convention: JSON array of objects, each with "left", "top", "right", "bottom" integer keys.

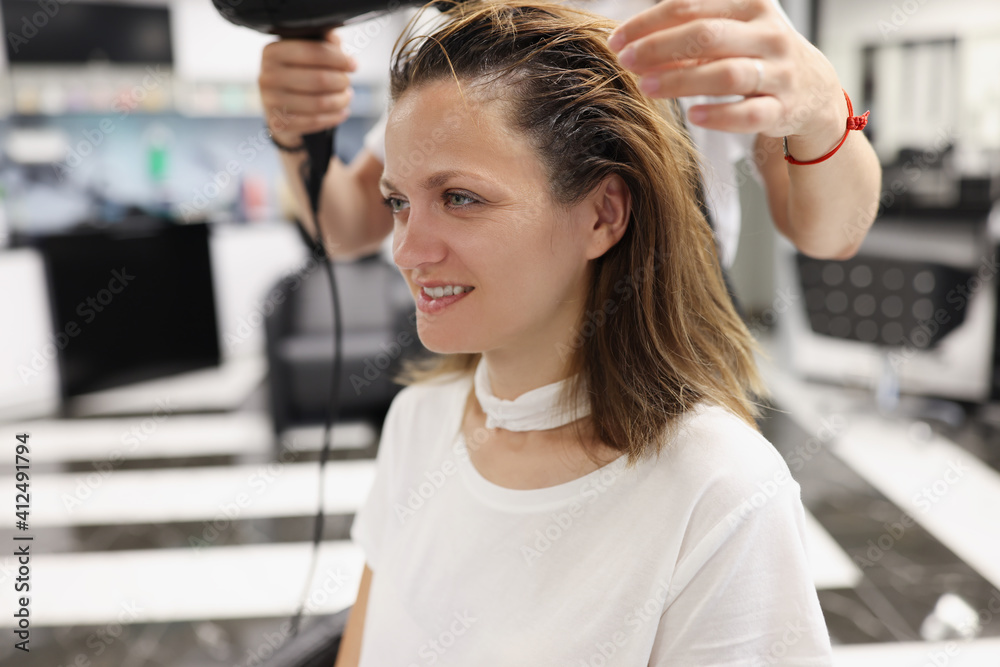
[{"left": 416, "top": 287, "right": 474, "bottom": 314}]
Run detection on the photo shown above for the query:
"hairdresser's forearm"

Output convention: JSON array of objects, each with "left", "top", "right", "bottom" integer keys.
[
  {"left": 277, "top": 147, "right": 393, "bottom": 260},
  {"left": 758, "top": 102, "right": 883, "bottom": 260}
]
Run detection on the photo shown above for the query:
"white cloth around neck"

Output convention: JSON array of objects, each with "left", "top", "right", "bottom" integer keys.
[{"left": 473, "top": 356, "right": 590, "bottom": 432}]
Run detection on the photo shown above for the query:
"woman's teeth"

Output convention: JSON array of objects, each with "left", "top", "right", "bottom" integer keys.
[{"left": 422, "top": 285, "right": 472, "bottom": 299}]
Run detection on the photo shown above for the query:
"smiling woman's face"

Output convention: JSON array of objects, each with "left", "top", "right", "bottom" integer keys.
[{"left": 382, "top": 78, "right": 611, "bottom": 356}]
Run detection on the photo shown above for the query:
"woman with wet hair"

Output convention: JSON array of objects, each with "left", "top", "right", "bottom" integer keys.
[{"left": 334, "top": 2, "right": 833, "bottom": 664}]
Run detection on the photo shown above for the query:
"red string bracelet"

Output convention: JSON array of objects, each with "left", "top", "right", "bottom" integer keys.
[{"left": 783, "top": 89, "right": 870, "bottom": 166}]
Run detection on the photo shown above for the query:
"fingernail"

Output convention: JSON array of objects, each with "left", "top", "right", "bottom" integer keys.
[
  {"left": 688, "top": 108, "right": 707, "bottom": 124},
  {"left": 349, "top": 57, "right": 359, "bottom": 70},
  {"left": 618, "top": 45, "right": 635, "bottom": 68},
  {"left": 608, "top": 30, "right": 625, "bottom": 52},
  {"left": 639, "top": 75, "right": 659, "bottom": 94}
]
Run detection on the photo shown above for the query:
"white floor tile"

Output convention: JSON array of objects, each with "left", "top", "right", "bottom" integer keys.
[
  {"left": 0, "top": 540, "right": 364, "bottom": 627},
  {"left": 758, "top": 351, "right": 1000, "bottom": 593},
  {"left": 802, "top": 509, "right": 863, "bottom": 590},
  {"left": 833, "top": 637, "right": 1000, "bottom": 665},
  {"left": 7, "top": 414, "right": 374, "bottom": 463},
  {"left": 0, "top": 460, "right": 376, "bottom": 527}
]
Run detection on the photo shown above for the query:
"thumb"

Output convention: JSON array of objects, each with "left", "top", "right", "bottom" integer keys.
[{"left": 324, "top": 27, "right": 341, "bottom": 45}]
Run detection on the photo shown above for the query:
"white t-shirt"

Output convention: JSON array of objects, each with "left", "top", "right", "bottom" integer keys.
[
  {"left": 349, "top": 371, "right": 833, "bottom": 666},
  {"left": 365, "top": 0, "right": 792, "bottom": 270}
]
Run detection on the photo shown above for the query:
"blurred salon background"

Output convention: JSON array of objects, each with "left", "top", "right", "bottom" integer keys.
[{"left": 0, "top": 0, "right": 999, "bottom": 664}]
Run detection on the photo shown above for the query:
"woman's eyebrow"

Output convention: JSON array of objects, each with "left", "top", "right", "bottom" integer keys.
[{"left": 379, "top": 169, "right": 486, "bottom": 193}]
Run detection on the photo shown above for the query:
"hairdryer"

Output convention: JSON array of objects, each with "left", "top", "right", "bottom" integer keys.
[{"left": 211, "top": 0, "right": 444, "bottom": 643}]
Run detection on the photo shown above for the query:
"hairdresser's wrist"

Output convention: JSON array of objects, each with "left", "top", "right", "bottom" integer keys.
[
  {"left": 263, "top": 110, "right": 305, "bottom": 152},
  {"left": 782, "top": 88, "right": 849, "bottom": 165},
  {"left": 267, "top": 125, "right": 306, "bottom": 153}
]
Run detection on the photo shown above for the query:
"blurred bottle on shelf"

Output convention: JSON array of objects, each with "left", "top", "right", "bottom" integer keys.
[{"left": 143, "top": 123, "right": 174, "bottom": 217}]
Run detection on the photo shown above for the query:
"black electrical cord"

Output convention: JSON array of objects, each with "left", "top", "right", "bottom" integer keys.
[{"left": 287, "top": 124, "right": 342, "bottom": 639}]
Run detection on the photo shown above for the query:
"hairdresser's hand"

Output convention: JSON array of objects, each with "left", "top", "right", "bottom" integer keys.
[
  {"left": 607, "top": 0, "right": 845, "bottom": 144},
  {"left": 258, "top": 28, "right": 359, "bottom": 147}
]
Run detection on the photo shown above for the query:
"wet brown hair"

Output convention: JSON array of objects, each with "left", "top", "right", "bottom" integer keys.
[{"left": 388, "top": 0, "right": 768, "bottom": 468}]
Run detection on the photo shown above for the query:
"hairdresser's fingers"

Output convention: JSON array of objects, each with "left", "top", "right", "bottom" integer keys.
[
  {"left": 260, "top": 66, "right": 353, "bottom": 96},
  {"left": 615, "top": 18, "right": 784, "bottom": 74},
  {"left": 636, "top": 57, "right": 783, "bottom": 98},
  {"left": 269, "top": 107, "right": 353, "bottom": 139},
  {"left": 262, "top": 89, "right": 355, "bottom": 116},
  {"left": 260, "top": 31, "right": 357, "bottom": 143},
  {"left": 685, "top": 96, "right": 783, "bottom": 134},
  {"left": 608, "top": 0, "right": 767, "bottom": 51},
  {"left": 261, "top": 35, "right": 358, "bottom": 73},
  {"left": 261, "top": 90, "right": 354, "bottom": 140},
  {"left": 260, "top": 85, "right": 354, "bottom": 137}
]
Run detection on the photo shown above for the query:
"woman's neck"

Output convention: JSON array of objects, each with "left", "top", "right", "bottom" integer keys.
[
  {"left": 462, "top": 384, "right": 620, "bottom": 489},
  {"left": 479, "top": 348, "right": 572, "bottom": 401}
]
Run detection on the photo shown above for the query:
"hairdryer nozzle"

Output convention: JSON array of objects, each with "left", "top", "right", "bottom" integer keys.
[{"left": 212, "top": 0, "right": 429, "bottom": 37}]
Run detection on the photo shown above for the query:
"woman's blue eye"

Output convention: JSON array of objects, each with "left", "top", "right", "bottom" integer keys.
[
  {"left": 446, "top": 192, "right": 477, "bottom": 207},
  {"left": 381, "top": 192, "right": 478, "bottom": 215},
  {"left": 382, "top": 196, "right": 408, "bottom": 213}
]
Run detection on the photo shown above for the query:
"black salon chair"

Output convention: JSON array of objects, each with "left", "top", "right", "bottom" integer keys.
[
  {"left": 263, "top": 247, "right": 429, "bottom": 437},
  {"left": 796, "top": 253, "right": 971, "bottom": 349},
  {"left": 795, "top": 251, "right": 975, "bottom": 415}
]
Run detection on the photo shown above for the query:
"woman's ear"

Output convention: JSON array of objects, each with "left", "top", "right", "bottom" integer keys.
[{"left": 584, "top": 173, "right": 631, "bottom": 261}]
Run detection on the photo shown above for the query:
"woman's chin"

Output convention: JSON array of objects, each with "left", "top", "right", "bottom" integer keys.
[
  {"left": 416, "top": 328, "right": 480, "bottom": 355},
  {"left": 419, "top": 340, "right": 476, "bottom": 355}
]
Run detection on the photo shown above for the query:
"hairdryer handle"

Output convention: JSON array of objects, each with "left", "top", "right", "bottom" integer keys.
[
  {"left": 283, "top": 28, "right": 344, "bottom": 223},
  {"left": 302, "top": 127, "right": 334, "bottom": 219}
]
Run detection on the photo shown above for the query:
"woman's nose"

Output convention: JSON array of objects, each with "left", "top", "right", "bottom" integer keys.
[{"left": 391, "top": 206, "right": 448, "bottom": 270}]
